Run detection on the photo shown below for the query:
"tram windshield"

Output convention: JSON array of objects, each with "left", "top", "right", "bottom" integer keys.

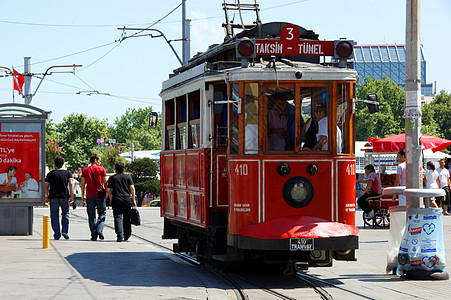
[{"left": 229, "top": 82, "right": 352, "bottom": 156}]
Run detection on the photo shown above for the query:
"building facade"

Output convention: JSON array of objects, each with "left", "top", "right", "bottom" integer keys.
[{"left": 354, "top": 44, "right": 434, "bottom": 98}]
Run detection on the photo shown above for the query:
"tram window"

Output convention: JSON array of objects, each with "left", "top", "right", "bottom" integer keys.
[
  {"left": 337, "top": 84, "right": 349, "bottom": 154},
  {"left": 265, "top": 87, "right": 295, "bottom": 152},
  {"left": 230, "top": 83, "right": 240, "bottom": 155},
  {"left": 300, "top": 87, "right": 333, "bottom": 151},
  {"left": 176, "top": 96, "right": 187, "bottom": 149},
  {"left": 188, "top": 90, "right": 200, "bottom": 148},
  {"left": 165, "top": 100, "right": 175, "bottom": 150},
  {"left": 244, "top": 83, "right": 258, "bottom": 154}
]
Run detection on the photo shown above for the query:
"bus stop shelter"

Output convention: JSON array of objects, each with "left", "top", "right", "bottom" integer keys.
[{"left": 0, "top": 104, "right": 49, "bottom": 235}]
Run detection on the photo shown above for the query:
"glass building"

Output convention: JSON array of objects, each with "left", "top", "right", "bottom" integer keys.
[{"left": 353, "top": 44, "right": 434, "bottom": 96}]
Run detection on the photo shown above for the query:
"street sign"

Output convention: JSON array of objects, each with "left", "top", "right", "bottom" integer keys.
[{"left": 255, "top": 39, "right": 335, "bottom": 56}]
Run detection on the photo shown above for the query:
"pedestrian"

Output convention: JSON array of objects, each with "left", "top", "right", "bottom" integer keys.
[
  {"left": 437, "top": 159, "right": 450, "bottom": 215},
  {"left": 44, "top": 155, "right": 74, "bottom": 240},
  {"left": 81, "top": 154, "right": 107, "bottom": 241},
  {"left": 357, "top": 164, "right": 381, "bottom": 219},
  {"left": 107, "top": 161, "right": 136, "bottom": 242},
  {"left": 392, "top": 149, "right": 406, "bottom": 205},
  {"left": 423, "top": 161, "right": 440, "bottom": 208}
]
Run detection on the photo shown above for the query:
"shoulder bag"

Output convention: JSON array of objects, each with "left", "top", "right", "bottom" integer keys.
[{"left": 89, "top": 166, "right": 106, "bottom": 200}]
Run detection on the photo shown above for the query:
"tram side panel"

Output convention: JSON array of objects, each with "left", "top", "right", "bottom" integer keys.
[
  {"left": 336, "top": 159, "right": 357, "bottom": 226},
  {"left": 161, "top": 149, "right": 229, "bottom": 230},
  {"left": 161, "top": 149, "right": 209, "bottom": 228}
]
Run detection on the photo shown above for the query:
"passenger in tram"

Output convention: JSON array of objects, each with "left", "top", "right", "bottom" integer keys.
[
  {"left": 357, "top": 164, "right": 381, "bottom": 219},
  {"left": 268, "top": 96, "right": 288, "bottom": 151},
  {"left": 303, "top": 104, "right": 342, "bottom": 152},
  {"left": 300, "top": 116, "right": 318, "bottom": 150}
]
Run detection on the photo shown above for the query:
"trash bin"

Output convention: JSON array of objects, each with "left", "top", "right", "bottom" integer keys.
[{"left": 386, "top": 205, "right": 406, "bottom": 273}]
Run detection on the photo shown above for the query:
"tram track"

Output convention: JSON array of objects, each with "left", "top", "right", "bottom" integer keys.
[{"left": 69, "top": 210, "right": 377, "bottom": 300}]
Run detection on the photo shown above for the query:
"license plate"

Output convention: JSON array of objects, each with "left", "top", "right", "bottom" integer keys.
[{"left": 289, "top": 238, "right": 314, "bottom": 251}]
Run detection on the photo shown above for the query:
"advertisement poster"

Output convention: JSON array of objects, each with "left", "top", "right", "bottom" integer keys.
[{"left": 0, "top": 123, "right": 41, "bottom": 201}]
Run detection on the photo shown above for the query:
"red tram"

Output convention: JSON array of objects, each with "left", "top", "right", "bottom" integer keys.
[{"left": 159, "top": 12, "right": 359, "bottom": 272}]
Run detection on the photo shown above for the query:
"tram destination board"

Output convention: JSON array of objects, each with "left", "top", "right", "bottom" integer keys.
[{"left": 289, "top": 238, "right": 314, "bottom": 251}]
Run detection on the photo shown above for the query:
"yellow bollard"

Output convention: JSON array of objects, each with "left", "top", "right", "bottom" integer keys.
[{"left": 43, "top": 215, "right": 50, "bottom": 249}]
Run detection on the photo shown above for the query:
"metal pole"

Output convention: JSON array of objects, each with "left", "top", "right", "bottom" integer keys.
[
  {"left": 43, "top": 215, "right": 49, "bottom": 248},
  {"left": 182, "top": 0, "right": 190, "bottom": 64},
  {"left": 24, "top": 57, "right": 32, "bottom": 105},
  {"left": 131, "top": 142, "right": 135, "bottom": 162},
  {"left": 405, "top": 0, "right": 422, "bottom": 209}
]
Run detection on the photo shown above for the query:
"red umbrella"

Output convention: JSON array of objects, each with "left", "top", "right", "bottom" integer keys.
[{"left": 368, "top": 133, "right": 451, "bottom": 152}]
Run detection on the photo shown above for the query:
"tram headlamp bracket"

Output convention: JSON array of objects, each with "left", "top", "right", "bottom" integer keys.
[{"left": 353, "top": 93, "right": 379, "bottom": 114}]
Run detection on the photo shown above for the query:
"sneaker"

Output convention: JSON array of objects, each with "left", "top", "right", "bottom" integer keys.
[
  {"left": 116, "top": 238, "right": 123, "bottom": 242},
  {"left": 365, "top": 210, "right": 375, "bottom": 219},
  {"left": 62, "top": 233, "right": 70, "bottom": 240},
  {"left": 98, "top": 232, "right": 104, "bottom": 240}
]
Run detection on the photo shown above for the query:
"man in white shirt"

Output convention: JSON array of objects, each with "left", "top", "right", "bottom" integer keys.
[
  {"left": 392, "top": 149, "right": 406, "bottom": 205},
  {"left": 304, "top": 104, "right": 342, "bottom": 153},
  {"left": 20, "top": 172, "right": 40, "bottom": 198},
  {"left": 437, "top": 159, "right": 450, "bottom": 215}
]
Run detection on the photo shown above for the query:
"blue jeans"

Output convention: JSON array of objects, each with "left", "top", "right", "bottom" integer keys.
[
  {"left": 86, "top": 197, "right": 106, "bottom": 240},
  {"left": 49, "top": 198, "right": 70, "bottom": 239}
]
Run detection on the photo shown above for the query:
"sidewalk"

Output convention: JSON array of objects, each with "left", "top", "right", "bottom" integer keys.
[{"left": 0, "top": 207, "right": 229, "bottom": 299}]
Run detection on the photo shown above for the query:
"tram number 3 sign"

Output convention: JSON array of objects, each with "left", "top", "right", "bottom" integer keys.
[{"left": 290, "top": 238, "right": 314, "bottom": 251}]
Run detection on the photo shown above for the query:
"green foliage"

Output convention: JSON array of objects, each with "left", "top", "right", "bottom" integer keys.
[
  {"left": 99, "top": 144, "right": 127, "bottom": 173},
  {"left": 422, "top": 90, "right": 451, "bottom": 140},
  {"left": 126, "top": 157, "right": 159, "bottom": 206},
  {"left": 356, "top": 76, "right": 405, "bottom": 141},
  {"left": 56, "top": 113, "right": 109, "bottom": 171},
  {"left": 45, "top": 140, "right": 62, "bottom": 170},
  {"left": 126, "top": 157, "right": 158, "bottom": 182},
  {"left": 110, "top": 107, "right": 162, "bottom": 150},
  {"left": 134, "top": 180, "right": 160, "bottom": 206}
]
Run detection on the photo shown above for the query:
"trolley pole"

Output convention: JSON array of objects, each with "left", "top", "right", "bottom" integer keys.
[{"left": 405, "top": 0, "right": 422, "bottom": 209}]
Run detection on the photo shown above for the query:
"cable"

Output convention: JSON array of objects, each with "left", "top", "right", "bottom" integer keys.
[
  {"left": 15, "top": 41, "right": 117, "bottom": 68},
  {"left": 126, "top": 0, "right": 186, "bottom": 39},
  {"left": 77, "top": 43, "right": 122, "bottom": 72}
]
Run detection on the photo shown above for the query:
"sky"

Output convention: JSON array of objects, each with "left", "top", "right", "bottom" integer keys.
[{"left": 1, "top": 0, "right": 450, "bottom": 125}]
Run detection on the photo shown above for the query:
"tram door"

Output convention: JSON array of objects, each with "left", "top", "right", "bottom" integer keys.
[{"left": 212, "top": 83, "right": 229, "bottom": 210}]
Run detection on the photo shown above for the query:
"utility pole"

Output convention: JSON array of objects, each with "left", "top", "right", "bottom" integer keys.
[
  {"left": 182, "top": 0, "right": 191, "bottom": 65},
  {"left": 24, "top": 57, "right": 33, "bottom": 105},
  {"left": 405, "top": 0, "right": 422, "bottom": 209}
]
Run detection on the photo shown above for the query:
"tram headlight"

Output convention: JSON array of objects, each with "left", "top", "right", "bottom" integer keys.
[
  {"left": 236, "top": 38, "right": 256, "bottom": 59},
  {"left": 334, "top": 40, "right": 354, "bottom": 59},
  {"left": 282, "top": 176, "right": 314, "bottom": 208}
]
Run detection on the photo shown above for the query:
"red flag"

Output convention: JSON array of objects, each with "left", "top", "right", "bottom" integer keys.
[{"left": 13, "top": 68, "right": 24, "bottom": 94}]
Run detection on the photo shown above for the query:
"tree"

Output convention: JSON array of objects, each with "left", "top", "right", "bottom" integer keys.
[
  {"left": 422, "top": 90, "right": 451, "bottom": 140},
  {"left": 110, "top": 107, "right": 161, "bottom": 150},
  {"left": 126, "top": 157, "right": 160, "bottom": 206},
  {"left": 56, "top": 113, "right": 109, "bottom": 171},
  {"left": 356, "top": 76, "right": 405, "bottom": 141}
]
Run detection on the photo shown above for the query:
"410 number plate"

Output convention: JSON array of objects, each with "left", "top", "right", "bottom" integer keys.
[{"left": 289, "top": 238, "right": 314, "bottom": 251}]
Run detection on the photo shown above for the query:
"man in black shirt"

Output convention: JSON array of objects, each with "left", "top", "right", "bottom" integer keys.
[
  {"left": 45, "top": 155, "right": 74, "bottom": 240},
  {"left": 107, "top": 161, "right": 136, "bottom": 242}
]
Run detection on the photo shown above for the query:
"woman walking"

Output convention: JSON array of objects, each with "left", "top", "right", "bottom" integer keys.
[
  {"left": 423, "top": 161, "right": 440, "bottom": 208},
  {"left": 107, "top": 161, "right": 136, "bottom": 242}
]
